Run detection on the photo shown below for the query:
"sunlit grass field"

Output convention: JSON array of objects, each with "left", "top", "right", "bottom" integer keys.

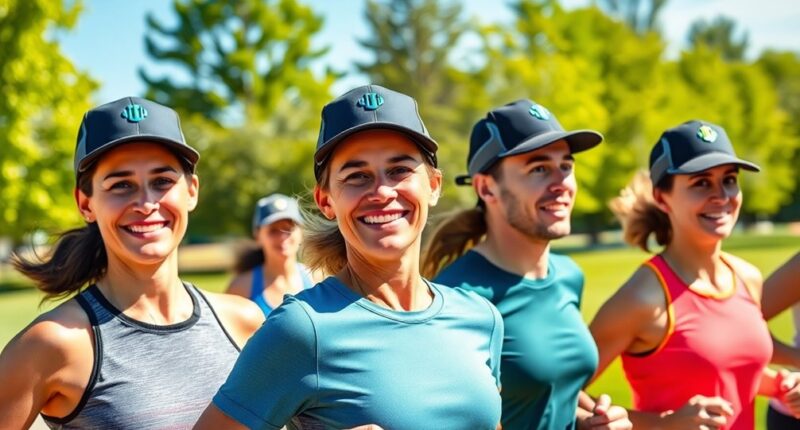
[{"left": 0, "top": 232, "right": 797, "bottom": 429}]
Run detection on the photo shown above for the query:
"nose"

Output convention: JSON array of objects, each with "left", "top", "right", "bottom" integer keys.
[
  {"left": 134, "top": 188, "right": 160, "bottom": 214},
  {"left": 548, "top": 169, "right": 573, "bottom": 194},
  {"left": 368, "top": 175, "right": 398, "bottom": 202}
]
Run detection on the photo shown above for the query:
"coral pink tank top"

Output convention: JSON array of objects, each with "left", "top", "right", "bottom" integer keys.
[{"left": 620, "top": 254, "right": 772, "bottom": 430}]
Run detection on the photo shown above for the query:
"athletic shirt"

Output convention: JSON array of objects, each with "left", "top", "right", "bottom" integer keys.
[
  {"left": 42, "top": 283, "right": 241, "bottom": 430},
  {"left": 249, "top": 263, "right": 314, "bottom": 315},
  {"left": 214, "top": 277, "right": 503, "bottom": 430},
  {"left": 621, "top": 255, "right": 772, "bottom": 430},
  {"left": 435, "top": 251, "right": 598, "bottom": 430}
]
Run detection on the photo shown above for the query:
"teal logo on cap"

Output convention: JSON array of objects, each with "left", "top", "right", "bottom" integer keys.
[
  {"left": 121, "top": 104, "right": 148, "bottom": 123},
  {"left": 696, "top": 125, "right": 718, "bottom": 143},
  {"left": 356, "top": 93, "right": 384, "bottom": 111},
  {"left": 529, "top": 104, "right": 551, "bottom": 120}
]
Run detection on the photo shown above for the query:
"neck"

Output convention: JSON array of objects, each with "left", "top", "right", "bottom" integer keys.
[
  {"left": 662, "top": 231, "right": 727, "bottom": 288},
  {"left": 339, "top": 242, "right": 431, "bottom": 311},
  {"left": 476, "top": 214, "right": 551, "bottom": 279},
  {"left": 97, "top": 251, "right": 191, "bottom": 324}
]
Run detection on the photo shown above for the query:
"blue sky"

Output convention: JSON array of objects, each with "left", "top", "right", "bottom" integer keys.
[{"left": 58, "top": 0, "right": 800, "bottom": 103}]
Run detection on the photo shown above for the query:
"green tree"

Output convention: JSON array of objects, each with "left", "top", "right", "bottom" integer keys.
[
  {"left": 757, "top": 50, "right": 800, "bottom": 220},
  {"left": 141, "top": 0, "right": 335, "bottom": 126},
  {"left": 0, "top": 0, "right": 97, "bottom": 244},
  {"left": 597, "top": 0, "right": 667, "bottom": 35},
  {"left": 688, "top": 15, "right": 749, "bottom": 61}
]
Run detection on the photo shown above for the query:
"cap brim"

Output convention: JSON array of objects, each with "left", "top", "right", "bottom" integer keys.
[
  {"left": 78, "top": 135, "right": 200, "bottom": 173},
  {"left": 501, "top": 129, "right": 603, "bottom": 158},
  {"left": 255, "top": 212, "right": 304, "bottom": 228},
  {"left": 670, "top": 152, "right": 761, "bottom": 175},
  {"left": 314, "top": 122, "right": 438, "bottom": 167}
]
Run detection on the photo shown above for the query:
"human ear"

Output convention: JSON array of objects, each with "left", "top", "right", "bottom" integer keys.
[
  {"left": 187, "top": 174, "right": 200, "bottom": 212},
  {"left": 428, "top": 168, "right": 443, "bottom": 207},
  {"left": 75, "top": 187, "right": 96, "bottom": 223},
  {"left": 314, "top": 185, "right": 336, "bottom": 220}
]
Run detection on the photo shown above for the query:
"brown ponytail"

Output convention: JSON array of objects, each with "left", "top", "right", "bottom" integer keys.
[
  {"left": 421, "top": 207, "right": 488, "bottom": 279},
  {"left": 608, "top": 170, "right": 674, "bottom": 253},
  {"left": 11, "top": 171, "right": 106, "bottom": 302}
]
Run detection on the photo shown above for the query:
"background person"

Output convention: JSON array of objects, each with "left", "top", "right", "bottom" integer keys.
[
  {"left": 761, "top": 251, "right": 800, "bottom": 429},
  {"left": 227, "top": 193, "right": 315, "bottom": 315}
]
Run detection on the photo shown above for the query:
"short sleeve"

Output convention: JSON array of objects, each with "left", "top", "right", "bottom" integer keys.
[
  {"left": 487, "top": 300, "right": 504, "bottom": 387},
  {"left": 213, "top": 297, "right": 318, "bottom": 429}
]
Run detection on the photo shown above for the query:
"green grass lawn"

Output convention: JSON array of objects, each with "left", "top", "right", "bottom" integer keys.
[{"left": 0, "top": 232, "right": 797, "bottom": 429}]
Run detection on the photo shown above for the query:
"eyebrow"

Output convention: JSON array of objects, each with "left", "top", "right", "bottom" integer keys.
[
  {"left": 338, "top": 154, "right": 419, "bottom": 173},
  {"left": 103, "top": 166, "right": 179, "bottom": 181},
  {"left": 524, "top": 153, "right": 575, "bottom": 165}
]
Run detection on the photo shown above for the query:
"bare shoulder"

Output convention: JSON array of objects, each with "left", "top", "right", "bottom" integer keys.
[
  {"left": 4, "top": 299, "right": 92, "bottom": 358},
  {"left": 202, "top": 291, "right": 265, "bottom": 347},
  {"left": 611, "top": 264, "right": 668, "bottom": 312},
  {"left": 723, "top": 252, "right": 763, "bottom": 289},
  {"left": 0, "top": 298, "right": 93, "bottom": 421},
  {"left": 226, "top": 271, "right": 253, "bottom": 297}
]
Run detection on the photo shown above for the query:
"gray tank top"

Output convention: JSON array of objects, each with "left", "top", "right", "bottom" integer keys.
[{"left": 42, "top": 283, "right": 241, "bottom": 429}]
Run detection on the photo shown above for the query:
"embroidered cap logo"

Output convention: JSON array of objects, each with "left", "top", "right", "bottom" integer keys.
[
  {"left": 356, "top": 92, "right": 385, "bottom": 111},
  {"left": 272, "top": 198, "right": 288, "bottom": 211},
  {"left": 696, "top": 125, "right": 718, "bottom": 143},
  {"left": 528, "top": 104, "right": 551, "bottom": 121},
  {"left": 121, "top": 103, "right": 148, "bottom": 123}
]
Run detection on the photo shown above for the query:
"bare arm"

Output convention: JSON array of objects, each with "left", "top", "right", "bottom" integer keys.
[
  {"left": 0, "top": 302, "right": 93, "bottom": 428},
  {"left": 762, "top": 252, "right": 800, "bottom": 320},
  {"left": 194, "top": 403, "right": 250, "bottom": 430}
]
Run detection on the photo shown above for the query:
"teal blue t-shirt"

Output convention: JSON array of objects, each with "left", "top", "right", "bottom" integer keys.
[
  {"left": 435, "top": 251, "right": 598, "bottom": 430},
  {"left": 213, "top": 276, "right": 503, "bottom": 430}
]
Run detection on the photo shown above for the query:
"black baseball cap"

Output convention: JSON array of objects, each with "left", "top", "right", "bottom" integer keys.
[
  {"left": 455, "top": 99, "right": 603, "bottom": 185},
  {"left": 649, "top": 120, "right": 760, "bottom": 185},
  {"left": 252, "top": 194, "right": 304, "bottom": 235},
  {"left": 74, "top": 96, "right": 199, "bottom": 176},
  {"left": 314, "top": 84, "right": 438, "bottom": 180}
]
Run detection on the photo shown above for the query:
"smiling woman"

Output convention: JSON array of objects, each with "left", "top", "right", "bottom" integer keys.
[
  {"left": 0, "top": 97, "right": 264, "bottom": 429},
  {"left": 195, "top": 85, "right": 504, "bottom": 430},
  {"left": 590, "top": 120, "right": 800, "bottom": 430}
]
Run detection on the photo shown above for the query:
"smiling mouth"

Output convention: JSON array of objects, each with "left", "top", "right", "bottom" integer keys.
[
  {"left": 360, "top": 211, "right": 408, "bottom": 225},
  {"left": 700, "top": 212, "right": 729, "bottom": 221},
  {"left": 124, "top": 222, "right": 168, "bottom": 234}
]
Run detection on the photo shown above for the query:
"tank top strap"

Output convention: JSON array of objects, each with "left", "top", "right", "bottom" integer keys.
[{"left": 249, "top": 265, "right": 264, "bottom": 300}]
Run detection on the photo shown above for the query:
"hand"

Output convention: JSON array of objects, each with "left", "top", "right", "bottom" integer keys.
[
  {"left": 659, "top": 395, "right": 733, "bottom": 430},
  {"left": 581, "top": 394, "right": 632, "bottom": 429},
  {"left": 778, "top": 369, "right": 800, "bottom": 418}
]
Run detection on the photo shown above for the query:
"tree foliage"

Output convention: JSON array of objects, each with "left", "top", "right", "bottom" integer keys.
[
  {"left": 141, "top": 0, "right": 335, "bottom": 127},
  {"left": 0, "top": 0, "right": 97, "bottom": 244},
  {"left": 688, "top": 15, "right": 749, "bottom": 61}
]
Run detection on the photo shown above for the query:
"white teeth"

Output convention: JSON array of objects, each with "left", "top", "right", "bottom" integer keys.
[
  {"left": 127, "top": 223, "right": 165, "bottom": 233},
  {"left": 703, "top": 212, "right": 726, "bottom": 219},
  {"left": 542, "top": 203, "right": 567, "bottom": 211},
  {"left": 363, "top": 213, "right": 403, "bottom": 224}
]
